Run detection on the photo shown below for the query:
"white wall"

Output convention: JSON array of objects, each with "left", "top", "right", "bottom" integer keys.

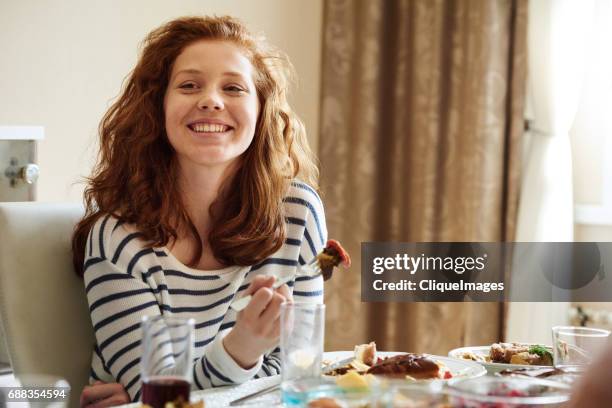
[{"left": 0, "top": 0, "right": 323, "bottom": 202}]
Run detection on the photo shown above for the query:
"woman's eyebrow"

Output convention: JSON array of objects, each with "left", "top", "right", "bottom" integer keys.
[
  {"left": 171, "top": 69, "right": 247, "bottom": 81},
  {"left": 171, "top": 68, "right": 201, "bottom": 81},
  {"left": 222, "top": 71, "right": 244, "bottom": 77}
]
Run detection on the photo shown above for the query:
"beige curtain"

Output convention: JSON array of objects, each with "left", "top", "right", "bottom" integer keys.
[{"left": 320, "top": 0, "right": 527, "bottom": 354}]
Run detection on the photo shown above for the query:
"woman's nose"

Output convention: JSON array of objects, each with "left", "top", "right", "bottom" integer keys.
[{"left": 198, "top": 91, "right": 224, "bottom": 111}]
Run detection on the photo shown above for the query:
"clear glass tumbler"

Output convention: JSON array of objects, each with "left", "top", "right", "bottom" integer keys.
[
  {"left": 552, "top": 326, "right": 610, "bottom": 372},
  {"left": 280, "top": 302, "right": 325, "bottom": 406},
  {"left": 141, "top": 315, "right": 195, "bottom": 408}
]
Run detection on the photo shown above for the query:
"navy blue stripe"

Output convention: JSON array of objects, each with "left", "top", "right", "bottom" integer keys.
[
  {"left": 283, "top": 196, "right": 324, "bottom": 244},
  {"left": 285, "top": 238, "right": 301, "bottom": 246},
  {"left": 100, "top": 322, "right": 141, "bottom": 351},
  {"left": 94, "top": 301, "right": 158, "bottom": 332},
  {"left": 296, "top": 275, "right": 321, "bottom": 282},
  {"left": 151, "top": 352, "right": 175, "bottom": 373},
  {"left": 90, "top": 288, "right": 154, "bottom": 312},
  {"left": 84, "top": 257, "right": 105, "bottom": 273},
  {"left": 155, "top": 250, "right": 167, "bottom": 257},
  {"left": 94, "top": 346, "right": 111, "bottom": 374},
  {"left": 112, "top": 219, "right": 124, "bottom": 233},
  {"left": 112, "top": 232, "right": 142, "bottom": 264},
  {"left": 127, "top": 248, "right": 155, "bottom": 275},
  {"left": 169, "top": 282, "right": 230, "bottom": 296},
  {"left": 268, "top": 361, "right": 280, "bottom": 374},
  {"left": 193, "top": 364, "right": 204, "bottom": 389},
  {"left": 293, "top": 290, "right": 323, "bottom": 297},
  {"left": 201, "top": 358, "right": 212, "bottom": 381},
  {"left": 163, "top": 269, "right": 220, "bottom": 280},
  {"left": 251, "top": 258, "right": 297, "bottom": 272},
  {"left": 86, "top": 273, "right": 133, "bottom": 294},
  {"left": 133, "top": 389, "right": 141, "bottom": 403},
  {"left": 169, "top": 294, "right": 234, "bottom": 313},
  {"left": 88, "top": 224, "right": 95, "bottom": 257},
  {"left": 125, "top": 374, "right": 140, "bottom": 399},
  {"left": 195, "top": 336, "right": 215, "bottom": 348},
  {"left": 142, "top": 265, "right": 164, "bottom": 280},
  {"left": 90, "top": 367, "right": 101, "bottom": 382},
  {"left": 303, "top": 229, "right": 317, "bottom": 257},
  {"left": 204, "top": 357, "right": 233, "bottom": 383},
  {"left": 298, "top": 255, "right": 305, "bottom": 265},
  {"left": 265, "top": 358, "right": 280, "bottom": 372},
  {"left": 238, "top": 283, "right": 249, "bottom": 292},
  {"left": 99, "top": 214, "right": 111, "bottom": 259},
  {"left": 291, "top": 182, "right": 322, "bottom": 204},
  {"left": 261, "top": 364, "right": 271, "bottom": 376},
  {"left": 107, "top": 339, "right": 140, "bottom": 368},
  {"left": 195, "top": 315, "right": 225, "bottom": 330},
  {"left": 116, "top": 357, "right": 139, "bottom": 383},
  {"left": 267, "top": 356, "right": 281, "bottom": 366},
  {"left": 220, "top": 321, "right": 235, "bottom": 331},
  {"left": 286, "top": 216, "right": 306, "bottom": 226}
]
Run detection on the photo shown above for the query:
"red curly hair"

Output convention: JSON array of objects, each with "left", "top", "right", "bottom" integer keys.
[{"left": 72, "top": 16, "right": 318, "bottom": 275}]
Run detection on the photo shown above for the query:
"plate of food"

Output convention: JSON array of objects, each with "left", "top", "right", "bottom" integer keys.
[
  {"left": 449, "top": 342, "right": 554, "bottom": 374},
  {"left": 323, "top": 342, "right": 486, "bottom": 385}
]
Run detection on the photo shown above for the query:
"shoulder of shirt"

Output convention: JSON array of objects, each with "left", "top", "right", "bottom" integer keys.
[
  {"left": 285, "top": 180, "right": 324, "bottom": 218},
  {"left": 86, "top": 213, "right": 150, "bottom": 264}
]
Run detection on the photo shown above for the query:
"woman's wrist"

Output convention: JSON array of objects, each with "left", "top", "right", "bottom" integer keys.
[{"left": 222, "top": 330, "right": 261, "bottom": 369}]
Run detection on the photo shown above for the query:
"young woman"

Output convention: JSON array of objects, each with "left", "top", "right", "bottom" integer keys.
[{"left": 73, "top": 16, "right": 326, "bottom": 406}]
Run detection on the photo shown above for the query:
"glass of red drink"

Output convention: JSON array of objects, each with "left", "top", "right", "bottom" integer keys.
[{"left": 141, "top": 315, "right": 195, "bottom": 408}]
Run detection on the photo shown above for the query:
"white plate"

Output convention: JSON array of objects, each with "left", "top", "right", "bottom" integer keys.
[
  {"left": 324, "top": 350, "right": 486, "bottom": 381},
  {"left": 448, "top": 346, "right": 553, "bottom": 374}
]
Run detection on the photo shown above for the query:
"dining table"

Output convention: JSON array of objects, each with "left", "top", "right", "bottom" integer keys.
[{"left": 116, "top": 349, "right": 487, "bottom": 408}]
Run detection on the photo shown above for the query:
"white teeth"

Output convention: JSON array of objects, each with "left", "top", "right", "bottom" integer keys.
[{"left": 191, "top": 123, "right": 229, "bottom": 133}]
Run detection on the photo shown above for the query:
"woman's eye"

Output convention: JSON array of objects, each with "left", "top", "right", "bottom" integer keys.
[
  {"left": 179, "top": 82, "right": 198, "bottom": 90},
  {"left": 225, "top": 85, "right": 246, "bottom": 93}
]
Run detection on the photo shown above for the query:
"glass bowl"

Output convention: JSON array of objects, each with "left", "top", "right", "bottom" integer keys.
[{"left": 446, "top": 376, "right": 571, "bottom": 407}]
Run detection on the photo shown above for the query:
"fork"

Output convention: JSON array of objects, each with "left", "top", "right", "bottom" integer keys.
[{"left": 229, "top": 259, "right": 321, "bottom": 312}]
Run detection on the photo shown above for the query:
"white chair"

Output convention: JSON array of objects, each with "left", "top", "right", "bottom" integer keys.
[{"left": 0, "top": 202, "right": 92, "bottom": 408}]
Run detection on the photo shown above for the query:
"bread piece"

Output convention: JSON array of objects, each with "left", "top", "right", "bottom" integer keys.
[{"left": 354, "top": 342, "right": 377, "bottom": 366}]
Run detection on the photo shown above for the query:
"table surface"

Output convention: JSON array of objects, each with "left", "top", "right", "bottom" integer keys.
[{"left": 117, "top": 350, "right": 487, "bottom": 408}]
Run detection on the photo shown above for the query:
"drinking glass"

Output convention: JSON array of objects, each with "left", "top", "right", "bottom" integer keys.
[
  {"left": 141, "top": 315, "right": 195, "bottom": 408},
  {"left": 551, "top": 326, "right": 610, "bottom": 372},
  {"left": 280, "top": 302, "right": 325, "bottom": 406}
]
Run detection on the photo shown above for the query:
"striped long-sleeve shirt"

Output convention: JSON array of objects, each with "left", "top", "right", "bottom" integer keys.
[{"left": 83, "top": 181, "right": 326, "bottom": 401}]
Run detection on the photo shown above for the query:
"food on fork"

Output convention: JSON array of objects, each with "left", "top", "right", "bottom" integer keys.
[{"left": 316, "top": 239, "right": 351, "bottom": 280}]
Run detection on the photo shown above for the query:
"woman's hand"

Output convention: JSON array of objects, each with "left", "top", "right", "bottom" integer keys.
[
  {"left": 80, "top": 381, "right": 130, "bottom": 408},
  {"left": 223, "top": 275, "right": 292, "bottom": 368}
]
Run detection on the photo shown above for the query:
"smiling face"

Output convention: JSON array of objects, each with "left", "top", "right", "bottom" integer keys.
[{"left": 164, "top": 40, "right": 260, "bottom": 171}]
